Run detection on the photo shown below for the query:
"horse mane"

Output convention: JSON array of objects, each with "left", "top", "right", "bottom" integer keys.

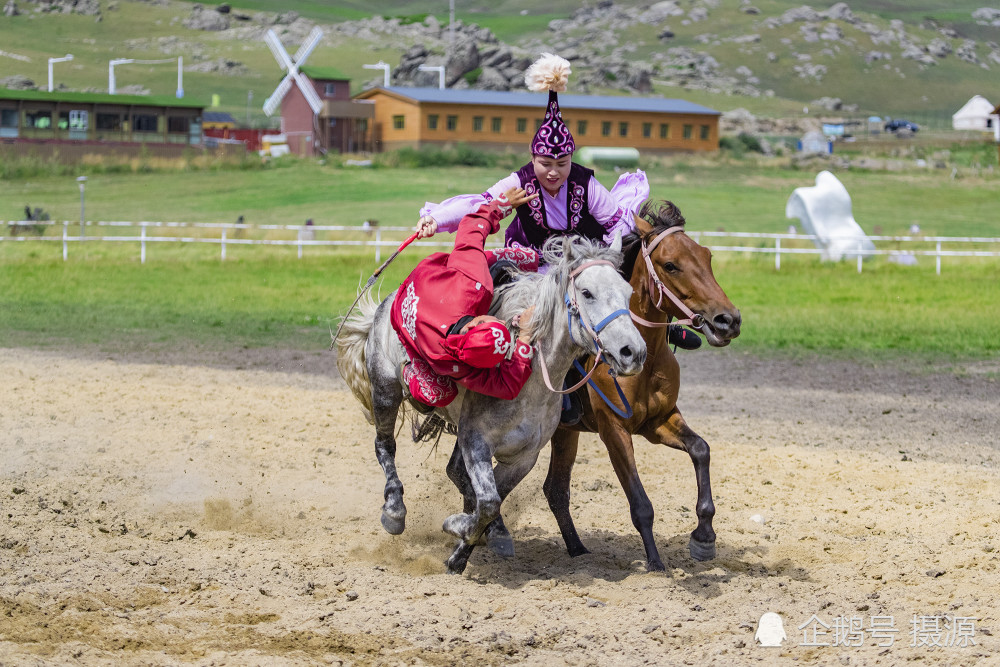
[
  {"left": 493, "top": 235, "right": 623, "bottom": 344},
  {"left": 620, "top": 199, "right": 687, "bottom": 279}
]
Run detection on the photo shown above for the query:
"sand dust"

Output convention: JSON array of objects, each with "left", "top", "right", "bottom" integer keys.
[{"left": 1, "top": 345, "right": 998, "bottom": 665}]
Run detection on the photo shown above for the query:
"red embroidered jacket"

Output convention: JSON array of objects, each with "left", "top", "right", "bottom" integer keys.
[{"left": 389, "top": 197, "right": 533, "bottom": 400}]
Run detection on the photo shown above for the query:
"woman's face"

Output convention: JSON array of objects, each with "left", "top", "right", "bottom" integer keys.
[{"left": 531, "top": 154, "right": 572, "bottom": 195}]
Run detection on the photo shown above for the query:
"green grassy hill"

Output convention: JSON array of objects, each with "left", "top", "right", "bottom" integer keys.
[{"left": 0, "top": 0, "right": 997, "bottom": 128}]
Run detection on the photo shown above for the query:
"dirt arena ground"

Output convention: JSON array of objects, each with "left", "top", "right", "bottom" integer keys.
[{"left": 1, "top": 344, "right": 998, "bottom": 666}]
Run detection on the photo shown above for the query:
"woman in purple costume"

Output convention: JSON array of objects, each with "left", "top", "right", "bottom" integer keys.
[{"left": 413, "top": 54, "right": 649, "bottom": 265}]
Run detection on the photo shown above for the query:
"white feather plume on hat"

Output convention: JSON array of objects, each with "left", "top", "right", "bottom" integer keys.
[{"left": 525, "top": 53, "right": 571, "bottom": 93}]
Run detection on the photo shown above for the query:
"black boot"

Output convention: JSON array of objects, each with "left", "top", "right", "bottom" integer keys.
[
  {"left": 560, "top": 364, "right": 585, "bottom": 426},
  {"left": 668, "top": 324, "right": 702, "bottom": 350},
  {"left": 560, "top": 391, "right": 583, "bottom": 426},
  {"left": 489, "top": 259, "right": 519, "bottom": 288}
]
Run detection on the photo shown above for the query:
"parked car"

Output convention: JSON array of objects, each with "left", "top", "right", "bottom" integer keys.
[{"left": 885, "top": 119, "right": 920, "bottom": 133}]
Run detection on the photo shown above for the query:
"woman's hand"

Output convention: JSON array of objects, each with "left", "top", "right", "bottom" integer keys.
[
  {"left": 503, "top": 187, "right": 539, "bottom": 209},
  {"left": 415, "top": 215, "right": 437, "bottom": 239}
]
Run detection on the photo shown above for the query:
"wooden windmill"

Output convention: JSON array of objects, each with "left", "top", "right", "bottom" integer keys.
[{"left": 262, "top": 26, "right": 324, "bottom": 117}]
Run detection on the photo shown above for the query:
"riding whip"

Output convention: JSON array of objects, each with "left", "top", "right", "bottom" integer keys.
[{"left": 331, "top": 231, "right": 420, "bottom": 347}]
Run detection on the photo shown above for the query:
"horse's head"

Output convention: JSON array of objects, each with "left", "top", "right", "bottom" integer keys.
[
  {"left": 547, "top": 236, "right": 647, "bottom": 376},
  {"left": 630, "top": 201, "right": 741, "bottom": 347}
]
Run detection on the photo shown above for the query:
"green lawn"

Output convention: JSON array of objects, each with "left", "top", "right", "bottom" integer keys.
[
  {"left": 2, "top": 160, "right": 998, "bottom": 370},
  {"left": 2, "top": 243, "right": 998, "bottom": 369},
  {"left": 4, "top": 157, "right": 998, "bottom": 237}
]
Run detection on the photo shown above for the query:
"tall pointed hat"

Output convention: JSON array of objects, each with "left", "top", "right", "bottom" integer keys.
[{"left": 526, "top": 53, "right": 575, "bottom": 158}]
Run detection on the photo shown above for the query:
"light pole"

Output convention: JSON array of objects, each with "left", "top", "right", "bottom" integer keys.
[
  {"left": 48, "top": 54, "right": 73, "bottom": 92},
  {"left": 109, "top": 58, "right": 133, "bottom": 94},
  {"left": 449, "top": 0, "right": 455, "bottom": 62},
  {"left": 418, "top": 65, "right": 446, "bottom": 89},
  {"left": 363, "top": 61, "right": 391, "bottom": 87},
  {"left": 109, "top": 57, "right": 180, "bottom": 95},
  {"left": 246, "top": 90, "right": 253, "bottom": 127},
  {"left": 76, "top": 176, "right": 87, "bottom": 239}
]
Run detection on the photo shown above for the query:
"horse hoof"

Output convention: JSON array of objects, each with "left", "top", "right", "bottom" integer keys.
[
  {"left": 442, "top": 514, "right": 475, "bottom": 541},
  {"left": 380, "top": 511, "right": 406, "bottom": 535},
  {"left": 445, "top": 553, "right": 469, "bottom": 575},
  {"left": 647, "top": 558, "right": 666, "bottom": 572},
  {"left": 689, "top": 537, "right": 716, "bottom": 561},
  {"left": 487, "top": 533, "right": 515, "bottom": 558},
  {"left": 567, "top": 544, "right": 591, "bottom": 558}
]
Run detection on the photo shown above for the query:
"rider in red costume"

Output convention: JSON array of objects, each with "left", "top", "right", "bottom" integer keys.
[{"left": 390, "top": 188, "right": 539, "bottom": 409}]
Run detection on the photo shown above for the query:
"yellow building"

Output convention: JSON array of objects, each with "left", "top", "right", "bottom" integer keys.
[
  {"left": 203, "top": 111, "right": 237, "bottom": 130},
  {"left": 353, "top": 86, "right": 720, "bottom": 154}
]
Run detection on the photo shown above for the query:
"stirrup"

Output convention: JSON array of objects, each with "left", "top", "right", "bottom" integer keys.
[{"left": 668, "top": 325, "right": 702, "bottom": 350}]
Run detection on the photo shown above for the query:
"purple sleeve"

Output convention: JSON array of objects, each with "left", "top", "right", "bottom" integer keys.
[
  {"left": 588, "top": 170, "right": 650, "bottom": 244},
  {"left": 420, "top": 172, "right": 521, "bottom": 233}
]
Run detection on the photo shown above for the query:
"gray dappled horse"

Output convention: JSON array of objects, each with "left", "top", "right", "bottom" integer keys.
[{"left": 336, "top": 235, "right": 646, "bottom": 574}]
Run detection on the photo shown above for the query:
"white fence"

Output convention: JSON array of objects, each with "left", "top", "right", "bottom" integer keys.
[{"left": 4, "top": 220, "right": 1000, "bottom": 275}]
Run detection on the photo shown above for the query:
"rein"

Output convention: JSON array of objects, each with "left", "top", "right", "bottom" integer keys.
[
  {"left": 632, "top": 226, "right": 705, "bottom": 331},
  {"left": 535, "top": 259, "right": 631, "bottom": 395}
]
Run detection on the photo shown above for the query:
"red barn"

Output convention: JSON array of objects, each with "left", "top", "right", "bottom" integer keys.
[{"left": 277, "top": 65, "right": 373, "bottom": 156}]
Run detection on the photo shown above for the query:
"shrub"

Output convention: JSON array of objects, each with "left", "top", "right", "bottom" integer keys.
[
  {"left": 463, "top": 68, "right": 482, "bottom": 86},
  {"left": 387, "top": 13, "right": 429, "bottom": 25},
  {"left": 738, "top": 132, "right": 763, "bottom": 153},
  {"left": 376, "top": 144, "right": 503, "bottom": 169}
]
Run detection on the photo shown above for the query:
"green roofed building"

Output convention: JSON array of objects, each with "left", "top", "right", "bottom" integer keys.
[{"left": 0, "top": 88, "right": 211, "bottom": 162}]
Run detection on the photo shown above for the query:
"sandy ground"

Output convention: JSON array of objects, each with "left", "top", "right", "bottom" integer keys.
[{"left": 1, "top": 344, "right": 998, "bottom": 666}]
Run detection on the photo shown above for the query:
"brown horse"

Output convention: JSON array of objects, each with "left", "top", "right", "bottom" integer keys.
[{"left": 543, "top": 200, "right": 741, "bottom": 571}]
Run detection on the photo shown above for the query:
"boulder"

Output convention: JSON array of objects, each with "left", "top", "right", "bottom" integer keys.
[
  {"left": 184, "top": 4, "right": 230, "bottom": 31},
  {"left": 474, "top": 66, "right": 509, "bottom": 90},
  {"left": 445, "top": 39, "right": 479, "bottom": 87},
  {"left": 824, "top": 2, "right": 855, "bottom": 23},
  {"left": 927, "top": 38, "right": 952, "bottom": 58},
  {"left": 781, "top": 6, "right": 822, "bottom": 23},
  {"left": 0, "top": 74, "right": 35, "bottom": 90},
  {"left": 638, "top": 1, "right": 683, "bottom": 24},
  {"left": 972, "top": 8, "right": 1000, "bottom": 26}
]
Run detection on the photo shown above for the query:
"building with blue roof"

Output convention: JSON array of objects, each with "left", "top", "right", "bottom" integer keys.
[{"left": 353, "top": 86, "right": 720, "bottom": 154}]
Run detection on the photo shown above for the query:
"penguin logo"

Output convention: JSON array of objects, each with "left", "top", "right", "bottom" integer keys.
[{"left": 755, "top": 612, "right": 787, "bottom": 647}]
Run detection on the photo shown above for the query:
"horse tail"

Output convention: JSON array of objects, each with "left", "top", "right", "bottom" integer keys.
[{"left": 334, "top": 290, "right": 378, "bottom": 424}]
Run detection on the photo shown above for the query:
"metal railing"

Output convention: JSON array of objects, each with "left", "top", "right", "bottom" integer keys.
[{"left": 3, "top": 220, "right": 999, "bottom": 275}]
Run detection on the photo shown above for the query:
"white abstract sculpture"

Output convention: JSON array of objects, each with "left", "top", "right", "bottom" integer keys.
[{"left": 786, "top": 170, "right": 876, "bottom": 261}]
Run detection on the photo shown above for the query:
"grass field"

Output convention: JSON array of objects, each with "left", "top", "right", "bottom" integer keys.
[
  {"left": 2, "top": 159, "right": 998, "bottom": 370},
  {"left": 3, "top": 153, "right": 999, "bottom": 236},
  {"left": 2, "top": 237, "right": 998, "bottom": 370}
]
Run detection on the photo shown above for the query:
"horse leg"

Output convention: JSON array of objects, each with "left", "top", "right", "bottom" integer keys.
[
  {"left": 442, "top": 431, "right": 500, "bottom": 575},
  {"left": 445, "top": 440, "right": 476, "bottom": 514},
  {"left": 446, "top": 434, "right": 514, "bottom": 557},
  {"left": 483, "top": 449, "right": 545, "bottom": 559},
  {"left": 599, "top": 420, "right": 667, "bottom": 571},
  {"left": 544, "top": 427, "right": 590, "bottom": 557},
  {"left": 642, "top": 409, "right": 716, "bottom": 561},
  {"left": 372, "top": 382, "right": 407, "bottom": 535}
]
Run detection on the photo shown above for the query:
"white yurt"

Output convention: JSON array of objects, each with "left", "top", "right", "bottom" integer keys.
[{"left": 952, "top": 95, "right": 994, "bottom": 131}]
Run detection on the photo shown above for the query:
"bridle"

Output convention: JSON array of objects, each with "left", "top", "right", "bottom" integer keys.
[
  {"left": 534, "top": 259, "right": 632, "bottom": 395},
  {"left": 568, "top": 226, "right": 709, "bottom": 420},
  {"left": 630, "top": 226, "right": 706, "bottom": 332}
]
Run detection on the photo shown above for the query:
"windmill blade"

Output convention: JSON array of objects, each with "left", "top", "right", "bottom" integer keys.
[
  {"left": 294, "top": 70, "right": 324, "bottom": 115},
  {"left": 264, "top": 29, "right": 292, "bottom": 71},
  {"left": 263, "top": 74, "right": 293, "bottom": 116},
  {"left": 294, "top": 27, "right": 323, "bottom": 67}
]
